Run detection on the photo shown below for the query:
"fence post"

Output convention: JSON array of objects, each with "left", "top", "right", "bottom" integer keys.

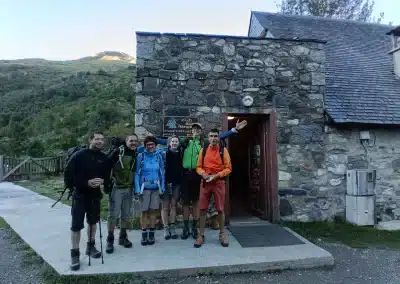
[{"left": 0, "top": 155, "right": 4, "bottom": 182}]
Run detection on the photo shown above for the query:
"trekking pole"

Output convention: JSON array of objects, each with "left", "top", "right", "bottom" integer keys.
[
  {"left": 88, "top": 221, "right": 92, "bottom": 267},
  {"left": 98, "top": 217, "right": 104, "bottom": 264}
]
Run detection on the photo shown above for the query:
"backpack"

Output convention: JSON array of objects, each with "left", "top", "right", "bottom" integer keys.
[
  {"left": 52, "top": 146, "right": 86, "bottom": 208},
  {"left": 136, "top": 150, "right": 165, "bottom": 194}
]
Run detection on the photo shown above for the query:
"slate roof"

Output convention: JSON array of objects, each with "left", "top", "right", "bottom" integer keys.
[{"left": 251, "top": 11, "right": 400, "bottom": 124}]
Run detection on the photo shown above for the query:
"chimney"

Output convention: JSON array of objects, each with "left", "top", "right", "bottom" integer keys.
[{"left": 387, "top": 26, "right": 400, "bottom": 78}]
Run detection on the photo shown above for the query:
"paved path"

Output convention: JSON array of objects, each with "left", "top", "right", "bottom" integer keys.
[{"left": 0, "top": 182, "right": 333, "bottom": 278}]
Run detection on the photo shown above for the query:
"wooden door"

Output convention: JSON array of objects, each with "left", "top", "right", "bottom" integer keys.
[{"left": 222, "top": 114, "right": 231, "bottom": 224}]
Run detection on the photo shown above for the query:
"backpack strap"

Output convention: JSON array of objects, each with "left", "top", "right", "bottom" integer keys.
[
  {"left": 202, "top": 140, "right": 210, "bottom": 168},
  {"left": 118, "top": 145, "right": 125, "bottom": 168}
]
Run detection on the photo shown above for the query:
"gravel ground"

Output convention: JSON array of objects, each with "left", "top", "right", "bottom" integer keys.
[
  {"left": 0, "top": 228, "right": 43, "bottom": 284},
  {"left": 154, "top": 241, "right": 400, "bottom": 284},
  {"left": 1, "top": 226, "right": 400, "bottom": 284}
]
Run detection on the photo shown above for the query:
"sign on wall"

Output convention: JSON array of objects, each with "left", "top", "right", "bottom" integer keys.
[{"left": 163, "top": 116, "right": 198, "bottom": 137}]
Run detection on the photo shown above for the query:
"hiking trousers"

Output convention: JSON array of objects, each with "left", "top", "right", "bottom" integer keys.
[{"left": 108, "top": 187, "right": 132, "bottom": 229}]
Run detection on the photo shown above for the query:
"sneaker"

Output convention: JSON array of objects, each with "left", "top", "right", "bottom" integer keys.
[
  {"left": 70, "top": 248, "right": 80, "bottom": 271},
  {"left": 148, "top": 230, "right": 155, "bottom": 245},
  {"left": 170, "top": 224, "right": 178, "bottom": 239},
  {"left": 164, "top": 226, "right": 171, "bottom": 240},
  {"left": 194, "top": 235, "right": 205, "bottom": 248},
  {"left": 106, "top": 234, "right": 114, "bottom": 254},
  {"left": 181, "top": 227, "right": 190, "bottom": 240},
  {"left": 141, "top": 231, "right": 148, "bottom": 246},
  {"left": 85, "top": 241, "right": 101, "bottom": 258},
  {"left": 219, "top": 232, "right": 229, "bottom": 247},
  {"left": 118, "top": 229, "right": 132, "bottom": 248}
]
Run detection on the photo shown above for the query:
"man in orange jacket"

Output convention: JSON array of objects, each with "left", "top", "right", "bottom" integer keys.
[{"left": 195, "top": 128, "right": 232, "bottom": 248}]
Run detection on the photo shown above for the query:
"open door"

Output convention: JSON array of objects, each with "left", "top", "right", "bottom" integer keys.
[{"left": 222, "top": 114, "right": 231, "bottom": 225}]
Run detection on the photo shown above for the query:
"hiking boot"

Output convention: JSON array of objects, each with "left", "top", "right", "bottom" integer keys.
[
  {"left": 85, "top": 241, "right": 101, "bottom": 258},
  {"left": 194, "top": 235, "right": 205, "bottom": 248},
  {"left": 170, "top": 224, "right": 178, "bottom": 239},
  {"left": 191, "top": 222, "right": 199, "bottom": 240},
  {"left": 164, "top": 225, "right": 171, "bottom": 240},
  {"left": 181, "top": 227, "right": 190, "bottom": 240},
  {"left": 106, "top": 234, "right": 114, "bottom": 254},
  {"left": 219, "top": 232, "right": 229, "bottom": 247},
  {"left": 148, "top": 230, "right": 155, "bottom": 245},
  {"left": 119, "top": 229, "right": 132, "bottom": 248},
  {"left": 141, "top": 230, "right": 148, "bottom": 246},
  {"left": 70, "top": 248, "right": 80, "bottom": 271}
]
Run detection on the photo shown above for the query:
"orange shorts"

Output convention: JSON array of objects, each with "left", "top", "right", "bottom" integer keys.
[{"left": 199, "top": 180, "right": 225, "bottom": 212}]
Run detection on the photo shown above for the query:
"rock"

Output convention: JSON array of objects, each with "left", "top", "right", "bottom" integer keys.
[
  {"left": 212, "top": 106, "right": 220, "bottom": 113},
  {"left": 199, "top": 61, "right": 212, "bottom": 72},
  {"left": 213, "top": 65, "right": 226, "bottom": 72},
  {"left": 186, "top": 79, "right": 203, "bottom": 90},
  {"left": 135, "top": 95, "right": 151, "bottom": 110},
  {"left": 246, "top": 59, "right": 264, "bottom": 67},
  {"left": 136, "top": 82, "right": 143, "bottom": 93},
  {"left": 312, "top": 72, "right": 325, "bottom": 85},
  {"left": 135, "top": 113, "right": 143, "bottom": 126},
  {"left": 287, "top": 119, "right": 299, "bottom": 125},
  {"left": 279, "top": 171, "right": 292, "bottom": 181},
  {"left": 223, "top": 44, "right": 235, "bottom": 56},
  {"left": 214, "top": 39, "right": 225, "bottom": 46},
  {"left": 329, "top": 178, "right": 342, "bottom": 186},
  {"left": 376, "top": 220, "right": 400, "bottom": 231},
  {"left": 217, "top": 79, "right": 229, "bottom": 90},
  {"left": 290, "top": 46, "right": 310, "bottom": 56}
]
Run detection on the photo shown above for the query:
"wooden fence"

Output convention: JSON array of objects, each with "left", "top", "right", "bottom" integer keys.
[{"left": 0, "top": 155, "right": 65, "bottom": 182}]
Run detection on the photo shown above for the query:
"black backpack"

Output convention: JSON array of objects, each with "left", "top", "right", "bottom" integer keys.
[{"left": 52, "top": 145, "right": 86, "bottom": 208}]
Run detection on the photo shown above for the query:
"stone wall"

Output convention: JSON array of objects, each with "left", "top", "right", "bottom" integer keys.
[{"left": 136, "top": 32, "right": 328, "bottom": 221}]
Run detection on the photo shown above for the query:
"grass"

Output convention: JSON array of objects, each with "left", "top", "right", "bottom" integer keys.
[
  {"left": 283, "top": 219, "right": 400, "bottom": 249},
  {"left": 0, "top": 217, "right": 147, "bottom": 284}
]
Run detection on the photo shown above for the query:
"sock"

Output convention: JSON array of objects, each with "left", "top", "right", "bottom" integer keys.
[
  {"left": 183, "top": 220, "right": 189, "bottom": 229},
  {"left": 149, "top": 228, "right": 155, "bottom": 238},
  {"left": 120, "top": 228, "right": 127, "bottom": 238},
  {"left": 142, "top": 229, "right": 148, "bottom": 239},
  {"left": 192, "top": 219, "right": 198, "bottom": 228}
]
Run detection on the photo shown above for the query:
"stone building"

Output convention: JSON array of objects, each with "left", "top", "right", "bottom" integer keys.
[{"left": 135, "top": 12, "right": 400, "bottom": 223}]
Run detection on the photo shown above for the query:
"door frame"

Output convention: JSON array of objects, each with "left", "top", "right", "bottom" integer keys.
[{"left": 222, "top": 111, "right": 279, "bottom": 223}]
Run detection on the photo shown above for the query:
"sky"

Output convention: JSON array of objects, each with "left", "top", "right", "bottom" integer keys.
[{"left": 1, "top": 0, "right": 399, "bottom": 60}]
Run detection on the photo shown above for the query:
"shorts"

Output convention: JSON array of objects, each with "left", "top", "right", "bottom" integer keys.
[
  {"left": 71, "top": 196, "right": 101, "bottom": 232},
  {"left": 199, "top": 180, "right": 226, "bottom": 212},
  {"left": 181, "top": 170, "right": 201, "bottom": 205},
  {"left": 162, "top": 183, "right": 180, "bottom": 202},
  {"left": 141, "top": 189, "right": 160, "bottom": 212},
  {"left": 108, "top": 187, "right": 133, "bottom": 226}
]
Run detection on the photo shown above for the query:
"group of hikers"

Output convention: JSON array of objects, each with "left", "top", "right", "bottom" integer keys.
[{"left": 64, "top": 119, "right": 248, "bottom": 271}]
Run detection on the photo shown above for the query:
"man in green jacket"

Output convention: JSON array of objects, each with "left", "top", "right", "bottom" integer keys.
[{"left": 157, "top": 119, "right": 247, "bottom": 239}]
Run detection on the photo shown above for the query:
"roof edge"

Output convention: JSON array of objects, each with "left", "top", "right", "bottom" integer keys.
[
  {"left": 247, "top": 11, "right": 254, "bottom": 37},
  {"left": 135, "top": 31, "right": 327, "bottom": 44},
  {"left": 252, "top": 11, "right": 394, "bottom": 29}
]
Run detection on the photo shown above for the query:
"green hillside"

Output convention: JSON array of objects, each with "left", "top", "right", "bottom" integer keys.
[{"left": 0, "top": 53, "right": 136, "bottom": 157}]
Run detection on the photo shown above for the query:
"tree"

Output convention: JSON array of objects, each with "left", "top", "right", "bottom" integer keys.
[{"left": 278, "top": 0, "right": 384, "bottom": 23}]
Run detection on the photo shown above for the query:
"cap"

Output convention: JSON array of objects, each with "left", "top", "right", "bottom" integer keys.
[{"left": 191, "top": 122, "right": 202, "bottom": 129}]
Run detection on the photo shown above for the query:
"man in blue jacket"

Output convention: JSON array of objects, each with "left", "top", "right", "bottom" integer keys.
[{"left": 134, "top": 135, "right": 165, "bottom": 246}]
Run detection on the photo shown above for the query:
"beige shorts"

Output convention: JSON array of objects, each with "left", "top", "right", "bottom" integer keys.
[{"left": 141, "top": 189, "right": 160, "bottom": 212}]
